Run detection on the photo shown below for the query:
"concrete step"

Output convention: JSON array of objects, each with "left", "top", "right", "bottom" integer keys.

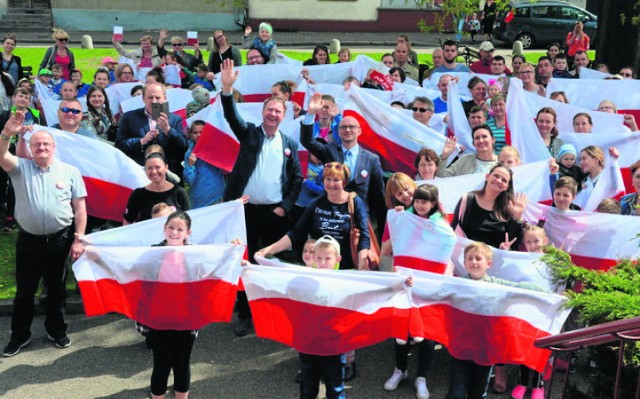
[{"left": 5, "top": 7, "right": 51, "bottom": 14}]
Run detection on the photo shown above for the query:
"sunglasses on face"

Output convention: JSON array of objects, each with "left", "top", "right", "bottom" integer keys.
[
  {"left": 172, "top": 43, "right": 183, "bottom": 47},
  {"left": 412, "top": 107, "right": 432, "bottom": 113},
  {"left": 59, "top": 107, "right": 82, "bottom": 115},
  {"left": 57, "top": 38, "right": 68, "bottom": 42},
  {"left": 621, "top": 73, "right": 633, "bottom": 77}
]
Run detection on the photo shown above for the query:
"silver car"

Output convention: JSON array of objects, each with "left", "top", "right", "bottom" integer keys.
[{"left": 493, "top": 1, "right": 597, "bottom": 49}]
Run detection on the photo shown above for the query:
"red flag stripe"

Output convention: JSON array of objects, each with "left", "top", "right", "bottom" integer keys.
[
  {"left": 78, "top": 279, "right": 237, "bottom": 330},
  {"left": 409, "top": 305, "right": 552, "bottom": 372},
  {"left": 249, "top": 298, "right": 410, "bottom": 355},
  {"left": 193, "top": 123, "right": 241, "bottom": 173},
  {"left": 82, "top": 176, "right": 134, "bottom": 222},
  {"left": 393, "top": 255, "right": 448, "bottom": 274}
]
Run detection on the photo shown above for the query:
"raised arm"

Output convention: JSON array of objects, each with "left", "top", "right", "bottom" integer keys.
[{"left": 0, "top": 111, "right": 26, "bottom": 172}]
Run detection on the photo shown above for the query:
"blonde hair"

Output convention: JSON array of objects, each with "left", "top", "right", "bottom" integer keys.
[
  {"left": 580, "top": 145, "right": 605, "bottom": 167},
  {"left": 323, "top": 162, "right": 350, "bottom": 187},
  {"left": 596, "top": 198, "right": 621, "bottom": 214},
  {"left": 523, "top": 224, "right": 547, "bottom": 239},
  {"left": 385, "top": 172, "right": 417, "bottom": 209},
  {"left": 52, "top": 28, "right": 68, "bottom": 41},
  {"left": 499, "top": 146, "right": 520, "bottom": 159},
  {"left": 463, "top": 242, "right": 493, "bottom": 262},
  {"left": 151, "top": 202, "right": 175, "bottom": 218},
  {"left": 140, "top": 35, "right": 153, "bottom": 43}
]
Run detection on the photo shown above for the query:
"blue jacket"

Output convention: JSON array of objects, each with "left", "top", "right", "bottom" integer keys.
[
  {"left": 300, "top": 120, "right": 386, "bottom": 234},
  {"left": 115, "top": 107, "right": 188, "bottom": 175},
  {"left": 183, "top": 140, "right": 225, "bottom": 208},
  {"left": 221, "top": 93, "right": 302, "bottom": 213}
]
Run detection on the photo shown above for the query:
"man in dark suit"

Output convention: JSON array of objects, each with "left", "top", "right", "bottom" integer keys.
[
  {"left": 115, "top": 82, "right": 188, "bottom": 176},
  {"left": 220, "top": 59, "right": 302, "bottom": 336},
  {"left": 301, "top": 92, "right": 386, "bottom": 234}
]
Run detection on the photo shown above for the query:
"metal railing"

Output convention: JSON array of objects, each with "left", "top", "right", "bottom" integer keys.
[{"left": 535, "top": 316, "right": 640, "bottom": 399}]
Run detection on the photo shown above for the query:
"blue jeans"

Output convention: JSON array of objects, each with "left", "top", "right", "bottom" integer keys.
[
  {"left": 299, "top": 352, "right": 346, "bottom": 399},
  {"left": 445, "top": 358, "right": 491, "bottom": 399}
]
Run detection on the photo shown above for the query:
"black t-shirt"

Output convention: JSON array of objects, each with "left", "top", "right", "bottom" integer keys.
[{"left": 123, "top": 185, "right": 190, "bottom": 223}]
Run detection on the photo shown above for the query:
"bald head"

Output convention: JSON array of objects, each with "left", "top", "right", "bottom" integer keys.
[{"left": 338, "top": 116, "right": 361, "bottom": 149}]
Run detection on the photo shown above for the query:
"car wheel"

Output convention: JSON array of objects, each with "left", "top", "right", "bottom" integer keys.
[{"left": 515, "top": 33, "right": 535, "bottom": 49}]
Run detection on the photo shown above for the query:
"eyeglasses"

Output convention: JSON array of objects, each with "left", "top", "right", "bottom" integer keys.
[
  {"left": 621, "top": 73, "right": 633, "bottom": 78},
  {"left": 598, "top": 106, "right": 615, "bottom": 111},
  {"left": 172, "top": 43, "right": 183, "bottom": 47},
  {"left": 59, "top": 107, "right": 82, "bottom": 115},
  {"left": 412, "top": 107, "right": 433, "bottom": 113},
  {"left": 325, "top": 163, "right": 346, "bottom": 170},
  {"left": 120, "top": 71, "right": 133, "bottom": 75},
  {"left": 57, "top": 38, "right": 68, "bottom": 42},
  {"left": 338, "top": 125, "right": 359, "bottom": 130},
  {"left": 519, "top": 70, "right": 534, "bottom": 75}
]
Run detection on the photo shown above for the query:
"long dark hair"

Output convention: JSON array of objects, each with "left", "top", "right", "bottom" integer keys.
[
  {"left": 411, "top": 184, "right": 446, "bottom": 219},
  {"left": 165, "top": 210, "right": 192, "bottom": 230},
  {"left": 476, "top": 163, "right": 515, "bottom": 222},
  {"left": 86, "top": 85, "right": 114, "bottom": 121}
]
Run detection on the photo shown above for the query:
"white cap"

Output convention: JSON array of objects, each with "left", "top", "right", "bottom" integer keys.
[{"left": 314, "top": 235, "right": 341, "bottom": 255}]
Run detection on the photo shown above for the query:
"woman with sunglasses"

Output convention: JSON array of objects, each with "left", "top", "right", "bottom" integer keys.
[
  {"left": 39, "top": 29, "right": 75, "bottom": 81},
  {"left": 208, "top": 30, "right": 242, "bottom": 74},
  {"left": 256, "top": 162, "right": 371, "bottom": 271},
  {"left": 303, "top": 45, "right": 331, "bottom": 66},
  {"left": 115, "top": 64, "right": 136, "bottom": 83},
  {"left": 113, "top": 34, "right": 162, "bottom": 68}
]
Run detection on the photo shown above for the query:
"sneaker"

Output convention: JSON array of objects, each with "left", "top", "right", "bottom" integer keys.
[
  {"left": 531, "top": 387, "right": 544, "bottom": 399},
  {"left": 294, "top": 370, "right": 302, "bottom": 384},
  {"left": 511, "top": 385, "right": 527, "bottom": 399},
  {"left": 343, "top": 362, "right": 357, "bottom": 382},
  {"left": 135, "top": 321, "right": 149, "bottom": 337},
  {"left": 47, "top": 334, "right": 71, "bottom": 348},
  {"left": 384, "top": 368, "right": 408, "bottom": 391},
  {"left": 3, "top": 338, "right": 30, "bottom": 357},
  {"left": 2, "top": 217, "right": 15, "bottom": 232},
  {"left": 415, "top": 377, "right": 430, "bottom": 399}
]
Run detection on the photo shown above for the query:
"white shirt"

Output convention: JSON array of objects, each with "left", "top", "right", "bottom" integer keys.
[{"left": 243, "top": 127, "right": 284, "bottom": 205}]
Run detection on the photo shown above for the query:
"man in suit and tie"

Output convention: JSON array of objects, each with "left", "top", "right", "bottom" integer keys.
[
  {"left": 115, "top": 82, "right": 188, "bottom": 176},
  {"left": 300, "top": 92, "right": 386, "bottom": 233},
  {"left": 220, "top": 59, "right": 303, "bottom": 336}
]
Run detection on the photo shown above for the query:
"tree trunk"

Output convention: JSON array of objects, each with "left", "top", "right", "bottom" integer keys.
[{"left": 595, "top": 1, "right": 640, "bottom": 72}]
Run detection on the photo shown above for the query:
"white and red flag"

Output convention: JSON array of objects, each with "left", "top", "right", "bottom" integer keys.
[
  {"left": 387, "top": 210, "right": 457, "bottom": 274},
  {"left": 399, "top": 267, "right": 571, "bottom": 372},
  {"left": 342, "top": 85, "right": 451, "bottom": 175},
  {"left": 523, "top": 202, "right": 640, "bottom": 271},
  {"left": 447, "top": 78, "right": 474, "bottom": 149},
  {"left": 73, "top": 244, "right": 245, "bottom": 330},
  {"left": 506, "top": 80, "right": 550, "bottom": 164},
  {"left": 28, "top": 125, "right": 149, "bottom": 221},
  {"left": 242, "top": 264, "right": 411, "bottom": 355},
  {"left": 83, "top": 200, "right": 247, "bottom": 247},
  {"left": 573, "top": 155, "right": 625, "bottom": 211}
]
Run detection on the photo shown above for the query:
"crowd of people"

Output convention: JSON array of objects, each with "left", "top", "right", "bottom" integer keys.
[{"left": 0, "top": 21, "right": 639, "bottom": 399}]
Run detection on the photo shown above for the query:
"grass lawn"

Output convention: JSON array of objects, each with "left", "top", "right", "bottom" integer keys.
[{"left": 11, "top": 46, "right": 561, "bottom": 80}]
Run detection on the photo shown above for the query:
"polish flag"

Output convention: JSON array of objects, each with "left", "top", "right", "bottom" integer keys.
[
  {"left": 186, "top": 96, "right": 305, "bottom": 174},
  {"left": 578, "top": 67, "right": 611, "bottom": 79},
  {"left": 73, "top": 244, "right": 245, "bottom": 330},
  {"left": 422, "top": 159, "right": 553, "bottom": 215},
  {"left": 426, "top": 72, "right": 495, "bottom": 97},
  {"left": 120, "top": 88, "right": 195, "bottom": 130},
  {"left": 342, "top": 85, "right": 451, "bottom": 175},
  {"left": 27, "top": 125, "right": 149, "bottom": 221},
  {"left": 105, "top": 82, "right": 140, "bottom": 117},
  {"left": 399, "top": 267, "right": 571, "bottom": 372},
  {"left": 573, "top": 155, "right": 625, "bottom": 211},
  {"left": 242, "top": 264, "right": 412, "bottom": 355},
  {"left": 522, "top": 90, "right": 625, "bottom": 134},
  {"left": 506, "top": 80, "right": 551, "bottom": 164},
  {"left": 447, "top": 79, "right": 474, "bottom": 149},
  {"left": 34, "top": 78, "right": 58, "bottom": 102},
  {"left": 212, "top": 64, "right": 307, "bottom": 105},
  {"left": 82, "top": 200, "right": 247, "bottom": 247},
  {"left": 523, "top": 202, "right": 640, "bottom": 271},
  {"left": 387, "top": 210, "right": 457, "bottom": 274}
]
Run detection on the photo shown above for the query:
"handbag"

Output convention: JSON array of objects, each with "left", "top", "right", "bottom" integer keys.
[{"left": 347, "top": 192, "right": 381, "bottom": 270}]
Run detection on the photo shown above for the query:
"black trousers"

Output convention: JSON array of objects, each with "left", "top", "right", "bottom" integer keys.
[
  {"left": 394, "top": 339, "right": 435, "bottom": 378},
  {"left": 11, "top": 227, "right": 72, "bottom": 341},
  {"left": 236, "top": 203, "right": 289, "bottom": 320},
  {"left": 148, "top": 329, "right": 195, "bottom": 395}
]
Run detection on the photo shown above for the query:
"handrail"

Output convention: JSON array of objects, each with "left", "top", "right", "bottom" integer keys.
[{"left": 534, "top": 316, "right": 640, "bottom": 399}]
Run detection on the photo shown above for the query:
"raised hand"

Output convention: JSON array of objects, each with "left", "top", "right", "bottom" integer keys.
[
  {"left": 549, "top": 158, "right": 559, "bottom": 174},
  {"left": 327, "top": 101, "right": 340, "bottom": 118},
  {"left": 499, "top": 232, "right": 517, "bottom": 251},
  {"left": 244, "top": 25, "right": 252, "bottom": 36},
  {"left": 509, "top": 192, "right": 528, "bottom": 221},
  {"left": 1, "top": 110, "right": 26, "bottom": 137},
  {"left": 307, "top": 92, "right": 324, "bottom": 115},
  {"left": 220, "top": 59, "right": 238, "bottom": 93},
  {"left": 441, "top": 136, "right": 458, "bottom": 160},
  {"left": 159, "top": 28, "right": 169, "bottom": 40}
]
